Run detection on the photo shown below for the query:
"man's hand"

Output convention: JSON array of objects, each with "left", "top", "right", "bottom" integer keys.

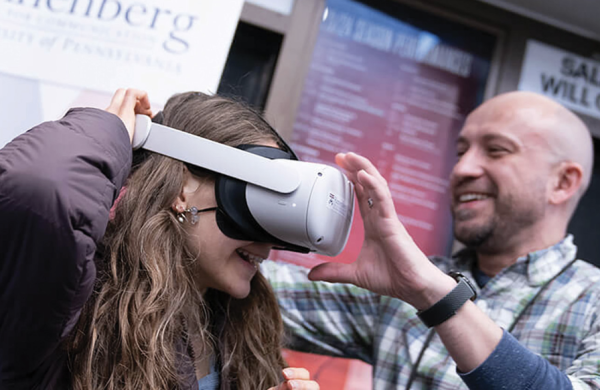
[
  {"left": 268, "top": 367, "right": 319, "bottom": 390},
  {"left": 308, "top": 152, "right": 456, "bottom": 309},
  {"left": 105, "top": 88, "right": 152, "bottom": 143}
]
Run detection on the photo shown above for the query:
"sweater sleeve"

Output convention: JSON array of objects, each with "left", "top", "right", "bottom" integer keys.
[
  {"left": 0, "top": 108, "right": 131, "bottom": 385},
  {"left": 459, "top": 330, "right": 573, "bottom": 390}
]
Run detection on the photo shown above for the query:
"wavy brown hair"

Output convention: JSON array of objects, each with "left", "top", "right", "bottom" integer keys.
[{"left": 67, "top": 92, "right": 288, "bottom": 389}]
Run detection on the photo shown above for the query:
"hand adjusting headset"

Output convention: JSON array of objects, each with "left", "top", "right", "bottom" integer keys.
[{"left": 133, "top": 114, "right": 355, "bottom": 256}]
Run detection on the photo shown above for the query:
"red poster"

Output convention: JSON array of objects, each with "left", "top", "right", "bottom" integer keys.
[{"left": 271, "top": 0, "right": 495, "bottom": 387}]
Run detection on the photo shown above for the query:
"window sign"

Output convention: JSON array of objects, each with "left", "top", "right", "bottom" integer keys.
[{"left": 519, "top": 40, "right": 600, "bottom": 120}]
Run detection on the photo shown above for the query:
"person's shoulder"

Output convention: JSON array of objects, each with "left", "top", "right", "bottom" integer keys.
[
  {"left": 557, "top": 260, "right": 600, "bottom": 307},
  {"left": 571, "top": 259, "right": 600, "bottom": 287}
]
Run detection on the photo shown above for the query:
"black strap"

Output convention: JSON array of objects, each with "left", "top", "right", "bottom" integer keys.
[{"left": 417, "top": 278, "right": 475, "bottom": 328}]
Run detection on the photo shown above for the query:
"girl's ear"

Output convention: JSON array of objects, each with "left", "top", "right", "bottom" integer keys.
[
  {"left": 549, "top": 162, "right": 583, "bottom": 205},
  {"left": 171, "top": 168, "right": 202, "bottom": 213}
]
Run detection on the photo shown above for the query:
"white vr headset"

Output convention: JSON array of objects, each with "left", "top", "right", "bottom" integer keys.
[{"left": 133, "top": 114, "right": 355, "bottom": 256}]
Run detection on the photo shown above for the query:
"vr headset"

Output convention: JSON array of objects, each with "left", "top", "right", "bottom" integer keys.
[{"left": 133, "top": 114, "right": 355, "bottom": 256}]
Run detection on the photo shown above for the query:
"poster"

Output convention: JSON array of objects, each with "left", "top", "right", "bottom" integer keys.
[
  {"left": 0, "top": 0, "right": 244, "bottom": 147},
  {"left": 273, "top": 0, "right": 495, "bottom": 388}
]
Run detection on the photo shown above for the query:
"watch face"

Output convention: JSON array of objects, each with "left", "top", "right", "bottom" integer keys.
[{"left": 449, "top": 271, "right": 477, "bottom": 301}]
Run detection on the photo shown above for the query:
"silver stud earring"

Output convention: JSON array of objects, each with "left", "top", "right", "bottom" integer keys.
[
  {"left": 188, "top": 206, "right": 199, "bottom": 224},
  {"left": 176, "top": 206, "right": 199, "bottom": 225}
]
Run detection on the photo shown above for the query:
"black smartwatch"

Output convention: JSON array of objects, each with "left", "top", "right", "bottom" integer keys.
[{"left": 417, "top": 271, "right": 477, "bottom": 328}]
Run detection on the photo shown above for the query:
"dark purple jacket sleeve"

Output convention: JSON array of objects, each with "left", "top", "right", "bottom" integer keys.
[{"left": 0, "top": 108, "right": 131, "bottom": 386}]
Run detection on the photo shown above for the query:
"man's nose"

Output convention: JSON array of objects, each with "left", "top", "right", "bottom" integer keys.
[{"left": 451, "top": 149, "right": 485, "bottom": 182}]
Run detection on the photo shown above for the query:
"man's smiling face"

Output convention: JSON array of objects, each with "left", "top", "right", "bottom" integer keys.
[{"left": 449, "top": 104, "right": 552, "bottom": 252}]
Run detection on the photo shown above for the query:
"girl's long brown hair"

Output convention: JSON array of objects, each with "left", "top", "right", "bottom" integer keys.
[{"left": 68, "top": 92, "right": 287, "bottom": 389}]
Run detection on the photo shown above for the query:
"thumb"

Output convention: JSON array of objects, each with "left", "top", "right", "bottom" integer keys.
[{"left": 308, "top": 262, "right": 355, "bottom": 284}]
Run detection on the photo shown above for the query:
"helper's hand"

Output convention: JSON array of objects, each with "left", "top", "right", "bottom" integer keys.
[
  {"left": 267, "top": 368, "right": 319, "bottom": 390},
  {"left": 105, "top": 88, "right": 152, "bottom": 143},
  {"left": 308, "top": 152, "right": 455, "bottom": 310}
]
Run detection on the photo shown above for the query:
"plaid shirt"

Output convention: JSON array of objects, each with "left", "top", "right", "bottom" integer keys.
[{"left": 262, "top": 236, "right": 600, "bottom": 389}]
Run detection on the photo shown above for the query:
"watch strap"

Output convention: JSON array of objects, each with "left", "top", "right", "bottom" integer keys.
[{"left": 417, "top": 274, "right": 476, "bottom": 328}]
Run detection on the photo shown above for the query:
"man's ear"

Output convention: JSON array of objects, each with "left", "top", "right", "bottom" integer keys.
[
  {"left": 549, "top": 162, "right": 583, "bottom": 205},
  {"left": 171, "top": 168, "right": 202, "bottom": 213}
]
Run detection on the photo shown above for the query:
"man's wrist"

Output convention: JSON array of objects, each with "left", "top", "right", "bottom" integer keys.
[
  {"left": 409, "top": 271, "right": 458, "bottom": 311},
  {"left": 417, "top": 273, "right": 477, "bottom": 327}
]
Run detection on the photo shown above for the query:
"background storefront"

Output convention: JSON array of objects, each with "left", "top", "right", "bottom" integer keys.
[
  {"left": 2, "top": 0, "right": 599, "bottom": 388},
  {"left": 224, "top": 0, "right": 600, "bottom": 267},
  {"left": 219, "top": 1, "right": 600, "bottom": 387}
]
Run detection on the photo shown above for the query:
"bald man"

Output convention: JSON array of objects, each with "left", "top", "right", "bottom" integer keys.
[{"left": 263, "top": 92, "right": 600, "bottom": 389}]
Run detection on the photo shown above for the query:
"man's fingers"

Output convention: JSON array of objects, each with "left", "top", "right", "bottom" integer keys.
[
  {"left": 337, "top": 152, "right": 387, "bottom": 183},
  {"left": 336, "top": 153, "right": 393, "bottom": 217},
  {"left": 308, "top": 262, "right": 355, "bottom": 284},
  {"left": 357, "top": 169, "right": 395, "bottom": 215},
  {"left": 336, "top": 153, "right": 394, "bottom": 214}
]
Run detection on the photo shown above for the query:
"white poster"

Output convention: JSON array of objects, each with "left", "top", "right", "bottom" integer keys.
[
  {"left": 519, "top": 40, "right": 600, "bottom": 120},
  {"left": 0, "top": 0, "right": 244, "bottom": 147}
]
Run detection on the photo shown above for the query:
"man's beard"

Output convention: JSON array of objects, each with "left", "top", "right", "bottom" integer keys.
[
  {"left": 452, "top": 194, "right": 544, "bottom": 253},
  {"left": 453, "top": 210, "right": 495, "bottom": 249}
]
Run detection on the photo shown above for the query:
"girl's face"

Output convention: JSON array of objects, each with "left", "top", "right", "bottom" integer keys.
[
  {"left": 179, "top": 175, "right": 272, "bottom": 299},
  {"left": 174, "top": 140, "right": 279, "bottom": 299}
]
